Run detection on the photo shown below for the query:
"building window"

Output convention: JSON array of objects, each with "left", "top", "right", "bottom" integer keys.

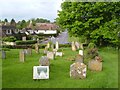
[{"left": 6, "top": 29, "right": 12, "bottom": 34}]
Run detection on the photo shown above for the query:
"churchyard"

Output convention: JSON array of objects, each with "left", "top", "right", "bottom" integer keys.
[{"left": 2, "top": 42, "right": 118, "bottom": 88}]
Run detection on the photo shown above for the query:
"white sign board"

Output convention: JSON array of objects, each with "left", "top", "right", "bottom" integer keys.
[{"left": 33, "top": 66, "right": 49, "bottom": 79}]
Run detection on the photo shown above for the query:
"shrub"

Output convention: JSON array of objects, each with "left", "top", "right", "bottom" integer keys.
[
  {"left": 16, "top": 40, "right": 37, "bottom": 45},
  {"left": 87, "top": 42, "right": 96, "bottom": 49},
  {"left": 3, "top": 36, "right": 17, "bottom": 42}
]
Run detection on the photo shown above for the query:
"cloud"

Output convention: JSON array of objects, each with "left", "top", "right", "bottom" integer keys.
[{"left": 0, "top": 0, "right": 63, "bottom": 22}]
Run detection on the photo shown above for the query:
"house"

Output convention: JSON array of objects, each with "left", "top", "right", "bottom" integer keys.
[
  {"left": 26, "top": 22, "right": 58, "bottom": 35},
  {"left": 0, "top": 24, "right": 19, "bottom": 37}
]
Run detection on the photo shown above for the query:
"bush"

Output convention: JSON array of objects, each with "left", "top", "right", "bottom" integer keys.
[
  {"left": 16, "top": 40, "right": 37, "bottom": 45},
  {"left": 2, "top": 45, "right": 32, "bottom": 49},
  {"left": 3, "top": 36, "right": 17, "bottom": 42}
]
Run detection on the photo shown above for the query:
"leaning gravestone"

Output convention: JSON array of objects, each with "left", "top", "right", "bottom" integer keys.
[
  {"left": 19, "top": 50, "right": 25, "bottom": 62},
  {"left": 75, "top": 54, "right": 83, "bottom": 63},
  {"left": 71, "top": 41, "right": 76, "bottom": 51},
  {"left": 47, "top": 51, "right": 54, "bottom": 60},
  {"left": 22, "top": 36, "right": 26, "bottom": 41},
  {"left": 35, "top": 43, "right": 39, "bottom": 53},
  {"left": 88, "top": 60, "right": 102, "bottom": 71},
  {"left": 75, "top": 42, "right": 80, "bottom": 50},
  {"left": 70, "top": 62, "right": 87, "bottom": 79},
  {"left": 56, "top": 52, "right": 63, "bottom": 57},
  {"left": 55, "top": 41, "right": 59, "bottom": 50},
  {"left": 2, "top": 50, "right": 6, "bottom": 59},
  {"left": 27, "top": 48, "right": 32, "bottom": 55},
  {"left": 39, "top": 56, "right": 50, "bottom": 66}
]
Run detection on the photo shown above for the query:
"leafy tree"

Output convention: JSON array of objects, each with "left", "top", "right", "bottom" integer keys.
[
  {"left": 56, "top": 2, "right": 120, "bottom": 46},
  {"left": 4, "top": 18, "right": 8, "bottom": 23},
  {"left": 10, "top": 19, "right": 16, "bottom": 26}
]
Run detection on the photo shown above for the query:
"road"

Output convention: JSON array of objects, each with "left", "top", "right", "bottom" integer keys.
[{"left": 41, "top": 30, "right": 69, "bottom": 44}]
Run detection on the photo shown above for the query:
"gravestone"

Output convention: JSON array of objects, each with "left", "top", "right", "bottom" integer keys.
[
  {"left": 71, "top": 41, "right": 76, "bottom": 51},
  {"left": 55, "top": 41, "right": 59, "bottom": 50},
  {"left": 51, "top": 44, "right": 54, "bottom": 50},
  {"left": 56, "top": 52, "right": 63, "bottom": 57},
  {"left": 70, "top": 62, "right": 87, "bottom": 79},
  {"left": 43, "top": 47, "right": 48, "bottom": 54},
  {"left": 79, "top": 50, "right": 83, "bottom": 56},
  {"left": 75, "top": 42, "right": 80, "bottom": 50},
  {"left": 22, "top": 36, "right": 26, "bottom": 41},
  {"left": 47, "top": 51, "right": 54, "bottom": 60},
  {"left": 75, "top": 54, "right": 83, "bottom": 63},
  {"left": 35, "top": 43, "right": 39, "bottom": 53},
  {"left": 19, "top": 50, "right": 25, "bottom": 62},
  {"left": 95, "top": 56, "right": 102, "bottom": 62},
  {"left": 88, "top": 60, "right": 102, "bottom": 71},
  {"left": 47, "top": 43, "right": 50, "bottom": 49},
  {"left": 53, "top": 49, "right": 58, "bottom": 54},
  {"left": 2, "top": 50, "right": 6, "bottom": 59},
  {"left": 80, "top": 43, "right": 83, "bottom": 50},
  {"left": 27, "top": 48, "right": 32, "bottom": 55},
  {"left": 39, "top": 56, "right": 50, "bottom": 66},
  {"left": 33, "top": 66, "right": 49, "bottom": 79}
]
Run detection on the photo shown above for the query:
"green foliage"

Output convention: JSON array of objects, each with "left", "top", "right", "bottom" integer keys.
[
  {"left": 87, "top": 42, "right": 96, "bottom": 49},
  {"left": 16, "top": 40, "right": 37, "bottom": 45},
  {"left": 56, "top": 2, "right": 120, "bottom": 46},
  {"left": 3, "top": 36, "right": 17, "bottom": 42},
  {"left": 10, "top": 19, "right": 16, "bottom": 26}
]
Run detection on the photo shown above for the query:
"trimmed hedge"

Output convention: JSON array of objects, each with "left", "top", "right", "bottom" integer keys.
[
  {"left": 2, "top": 44, "right": 71, "bottom": 49},
  {"left": 16, "top": 40, "right": 37, "bottom": 45}
]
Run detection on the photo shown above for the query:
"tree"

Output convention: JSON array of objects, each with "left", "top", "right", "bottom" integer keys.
[
  {"left": 56, "top": 2, "right": 120, "bottom": 46},
  {"left": 20, "top": 20, "right": 27, "bottom": 29},
  {"left": 4, "top": 18, "right": 8, "bottom": 23},
  {"left": 10, "top": 19, "right": 16, "bottom": 26}
]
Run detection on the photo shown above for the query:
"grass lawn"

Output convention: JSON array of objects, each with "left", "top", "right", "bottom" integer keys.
[{"left": 2, "top": 47, "right": 118, "bottom": 88}]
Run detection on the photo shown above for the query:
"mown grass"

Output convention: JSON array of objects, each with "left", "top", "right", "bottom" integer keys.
[{"left": 2, "top": 47, "right": 118, "bottom": 88}]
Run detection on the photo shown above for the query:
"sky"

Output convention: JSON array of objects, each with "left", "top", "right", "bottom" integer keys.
[{"left": 0, "top": 0, "right": 63, "bottom": 22}]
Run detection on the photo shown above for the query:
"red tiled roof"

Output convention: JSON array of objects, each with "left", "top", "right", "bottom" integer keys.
[{"left": 35, "top": 23, "right": 58, "bottom": 30}]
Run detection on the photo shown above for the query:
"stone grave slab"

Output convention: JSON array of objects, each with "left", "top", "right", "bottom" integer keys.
[{"left": 39, "top": 56, "right": 50, "bottom": 66}]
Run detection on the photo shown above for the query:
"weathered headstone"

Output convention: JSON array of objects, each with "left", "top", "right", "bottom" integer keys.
[
  {"left": 56, "top": 52, "right": 63, "bottom": 57},
  {"left": 43, "top": 47, "right": 48, "bottom": 54},
  {"left": 55, "top": 41, "right": 59, "bottom": 50},
  {"left": 75, "top": 54, "right": 83, "bottom": 63},
  {"left": 35, "top": 43, "right": 39, "bottom": 53},
  {"left": 79, "top": 50, "right": 83, "bottom": 56},
  {"left": 75, "top": 42, "right": 80, "bottom": 50},
  {"left": 22, "top": 36, "right": 26, "bottom": 41},
  {"left": 33, "top": 66, "right": 49, "bottom": 79},
  {"left": 80, "top": 43, "right": 83, "bottom": 50},
  {"left": 2, "top": 50, "right": 6, "bottom": 59},
  {"left": 47, "top": 43, "right": 50, "bottom": 49},
  {"left": 51, "top": 44, "right": 54, "bottom": 50},
  {"left": 53, "top": 49, "right": 58, "bottom": 54},
  {"left": 27, "top": 48, "right": 32, "bottom": 55},
  {"left": 70, "top": 62, "right": 87, "bottom": 79},
  {"left": 88, "top": 60, "right": 102, "bottom": 71},
  {"left": 47, "top": 51, "right": 54, "bottom": 60},
  {"left": 39, "top": 56, "right": 50, "bottom": 66},
  {"left": 19, "top": 50, "right": 25, "bottom": 62},
  {"left": 71, "top": 41, "right": 76, "bottom": 51}
]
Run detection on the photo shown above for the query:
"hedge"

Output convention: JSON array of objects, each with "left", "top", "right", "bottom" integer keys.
[
  {"left": 2, "top": 44, "right": 71, "bottom": 49},
  {"left": 16, "top": 40, "right": 37, "bottom": 45}
]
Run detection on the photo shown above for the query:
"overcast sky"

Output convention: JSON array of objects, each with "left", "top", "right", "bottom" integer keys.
[{"left": 0, "top": 0, "right": 63, "bottom": 22}]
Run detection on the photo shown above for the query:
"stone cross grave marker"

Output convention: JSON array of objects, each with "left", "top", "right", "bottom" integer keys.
[
  {"left": 39, "top": 56, "right": 50, "bottom": 66},
  {"left": 47, "top": 51, "right": 54, "bottom": 60},
  {"left": 70, "top": 62, "right": 87, "bottom": 79},
  {"left": 19, "top": 50, "right": 25, "bottom": 62}
]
